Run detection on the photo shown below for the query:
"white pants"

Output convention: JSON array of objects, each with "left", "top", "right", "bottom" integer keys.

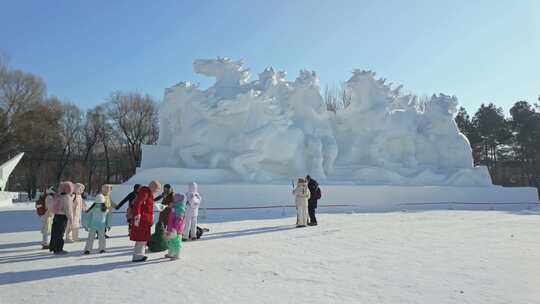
[
  {"left": 40, "top": 216, "right": 52, "bottom": 245},
  {"left": 183, "top": 207, "right": 199, "bottom": 239},
  {"left": 296, "top": 200, "right": 308, "bottom": 226},
  {"left": 66, "top": 227, "right": 79, "bottom": 241},
  {"left": 133, "top": 241, "right": 146, "bottom": 257},
  {"left": 84, "top": 228, "right": 106, "bottom": 251}
]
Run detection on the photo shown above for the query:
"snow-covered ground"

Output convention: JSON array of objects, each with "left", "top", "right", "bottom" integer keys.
[{"left": 1, "top": 203, "right": 539, "bottom": 303}]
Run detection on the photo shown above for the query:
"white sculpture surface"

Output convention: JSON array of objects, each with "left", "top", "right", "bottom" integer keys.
[
  {"left": 136, "top": 58, "right": 491, "bottom": 186},
  {"left": 0, "top": 152, "right": 24, "bottom": 191}
]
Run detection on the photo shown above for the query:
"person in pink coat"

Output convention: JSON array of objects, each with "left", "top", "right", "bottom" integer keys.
[{"left": 66, "top": 183, "right": 86, "bottom": 242}]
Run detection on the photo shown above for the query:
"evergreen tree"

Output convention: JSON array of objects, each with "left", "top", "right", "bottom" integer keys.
[{"left": 472, "top": 103, "right": 511, "bottom": 171}]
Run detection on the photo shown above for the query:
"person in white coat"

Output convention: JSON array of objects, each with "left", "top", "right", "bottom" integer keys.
[
  {"left": 292, "top": 178, "right": 310, "bottom": 227},
  {"left": 66, "top": 183, "right": 86, "bottom": 242},
  {"left": 183, "top": 182, "right": 202, "bottom": 241},
  {"left": 37, "top": 188, "right": 56, "bottom": 249}
]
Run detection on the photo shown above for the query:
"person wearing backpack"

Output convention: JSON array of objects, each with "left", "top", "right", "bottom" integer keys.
[
  {"left": 49, "top": 181, "right": 75, "bottom": 254},
  {"left": 36, "top": 188, "right": 56, "bottom": 249},
  {"left": 306, "top": 175, "right": 321, "bottom": 226},
  {"left": 83, "top": 190, "right": 109, "bottom": 254}
]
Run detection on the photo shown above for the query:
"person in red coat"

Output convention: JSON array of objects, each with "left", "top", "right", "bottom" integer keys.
[{"left": 130, "top": 180, "right": 161, "bottom": 262}]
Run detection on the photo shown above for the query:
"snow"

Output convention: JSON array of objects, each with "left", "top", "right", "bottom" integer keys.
[
  {"left": 135, "top": 57, "right": 491, "bottom": 186},
  {"left": 1, "top": 203, "right": 539, "bottom": 303}
]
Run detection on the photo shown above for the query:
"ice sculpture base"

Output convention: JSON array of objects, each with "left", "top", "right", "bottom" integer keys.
[{"left": 112, "top": 183, "right": 538, "bottom": 212}]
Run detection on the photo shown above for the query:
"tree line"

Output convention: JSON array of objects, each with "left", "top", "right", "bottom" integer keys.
[
  {"left": 455, "top": 100, "right": 540, "bottom": 188},
  {"left": 0, "top": 57, "right": 158, "bottom": 197},
  {"left": 2, "top": 55, "right": 539, "bottom": 195}
]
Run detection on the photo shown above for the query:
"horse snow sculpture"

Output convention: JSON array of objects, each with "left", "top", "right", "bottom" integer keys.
[{"left": 146, "top": 58, "right": 491, "bottom": 186}]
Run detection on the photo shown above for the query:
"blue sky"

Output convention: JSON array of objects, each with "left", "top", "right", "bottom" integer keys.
[{"left": 1, "top": 0, "right": 539, "bottom": 114}]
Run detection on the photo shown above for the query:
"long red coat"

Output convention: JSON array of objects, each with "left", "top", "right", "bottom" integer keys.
[{"left": 129, "top": 186, "right": 154, "bottom": 242}]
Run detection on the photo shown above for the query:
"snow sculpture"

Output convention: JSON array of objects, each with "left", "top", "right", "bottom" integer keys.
[
  {"left": 0, "top": 152, "right": 24, "bottom": 206},
  {"left": 331, "top": 70, "right": 490, "bottom": 185},
  {"left": 0, "top": 152, "right": 24, "bottom": 191},
  {"left": 138, "top": 58, "right": 491, "bottom": 186}
]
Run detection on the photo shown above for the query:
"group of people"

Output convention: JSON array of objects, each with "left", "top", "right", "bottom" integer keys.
[
  {"left": 35, "top": 176, "right": 321, "bottom": 262},
  {"left": 35, "top": 180, "right": 202, "bottom": 262},
  {"left": 292, "top": 175, "right": 321, "bottom": 227},
  {"left": 119, "top": 181, "right": 202, "bottom": 262},
  {"left": 35, "top": 182, "right": 89, "bottom": 253}
]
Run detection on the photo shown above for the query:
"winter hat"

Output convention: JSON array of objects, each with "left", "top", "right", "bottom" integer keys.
[
  {"left": 188, "top": 182, "right": 198, "bottom": 193},
  {"left": 172, "top": 193, "right": 186, "bottom": 215},
  {"left": 149, "top": 180, "right": 161, "bottom": 193},
  {"left": 164, "top": 185, "right": 173, "bottom": 194},
  {"left": 94, "top": 194, "right": 106, "bottom": 205},
  {"left": 58, "top": 181, "right": 75, "bottom": 195},
  {"left": 173, "top": 193, "right": 185, "bottom": 204},
  {"left": 75, "top": 183, "right": 85, "bottom": 195}
]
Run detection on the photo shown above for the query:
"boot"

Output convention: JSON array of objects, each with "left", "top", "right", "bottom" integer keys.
[{"left": 132, "top": 255, "right": 148, "bottom": 262}]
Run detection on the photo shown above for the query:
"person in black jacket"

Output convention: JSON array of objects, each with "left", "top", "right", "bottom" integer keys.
[
  {"left": 306, "top": 175, "right": 321, "bottom": 226},
  {"left": 115, "top": 184, "right": 141, "bottom": 232}
]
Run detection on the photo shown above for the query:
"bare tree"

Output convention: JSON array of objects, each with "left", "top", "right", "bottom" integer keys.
[
  {"left": 12, "top": 99, "right": 62, "bottom": 195},
  {"left": 81, "top": 106, "right": 103, "bottom": 192},
  {"left": 324, "top": 84, "right": 339, "bottom": 113},
  {"left": 324, "top": 82, "right": 351, "bottom": 113},
  {"left": 100, "top": 108, "right": 116, "bottom": 184},
  {"left": 54, "top": 99, "right": 82, "bottom": 183},
  {"left": 107, "top": 91, "right": 158, "bottom": 173},
  {"left": 0, "top": 63, "right": 46, "bottom": 157}
]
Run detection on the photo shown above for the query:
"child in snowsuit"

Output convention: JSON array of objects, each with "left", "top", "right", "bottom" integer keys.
[
  {"left": 49, "top": 182, "right": 75, "bottom": 254},
  {"left": 66, "top": 183, "right": 86, "bottom": 242},
  {"left": 183, "top": 182, "right": 202, "bottom": 241},
  {"left": 292, "top": 178, "right": 310, "bottom": 227},
  {"left": 37, "top": 188, "right": 56, "bottom": 249},
  {"left": 83, "top": 192, "right": 109, "bottom": 254},
  {"left": 165, "top": 193, "right": 186, "bottom": 260}
]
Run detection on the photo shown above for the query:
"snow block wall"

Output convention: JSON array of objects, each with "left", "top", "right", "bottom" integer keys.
[
  {"left": 111, "top": 184, "right": 539, "bottom": 212},
  {"left": 133, "top": 57, "right": 491, "bottom": 186}
]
